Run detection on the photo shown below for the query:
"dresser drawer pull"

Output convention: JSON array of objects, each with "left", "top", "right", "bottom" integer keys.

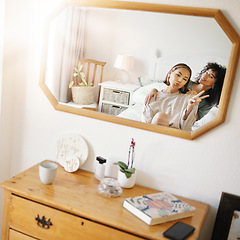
[{"left": 35, "top": 214, "right": 53, "bottom": 229}]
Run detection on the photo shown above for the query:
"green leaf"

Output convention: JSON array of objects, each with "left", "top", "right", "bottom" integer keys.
[
  {"left": 114, "top": 161, "right": 136, "bottom": 178},
  {"left": 68, "top": 81, "right": 74, "bottom": 88},
  {"left": 80, "top": 72, "right": 86, "bottom": 78},
  {"left": 124, "top": 171, "right": 132, "bottom": 178},
  {"left": 114, "top": 161, "right": 128, "bottom": 170},
  {"left": 78, "top": 63, "right": 83, "bottom": 72},
  {"left": 82, "top": 79, "right": 88, "bottom": 86},
  {"left": 73, "top": 73, "right": 78, "bottom": 77},
  {"left": 125, "top": 168, "right": 135, "bottom": 174}
]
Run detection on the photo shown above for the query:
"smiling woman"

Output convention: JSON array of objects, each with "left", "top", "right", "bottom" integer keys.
[{"left": 39, "top": 0, "right": 240, "bottom": 140}]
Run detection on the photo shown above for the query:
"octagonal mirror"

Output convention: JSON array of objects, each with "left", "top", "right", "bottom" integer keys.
[{"left": 40, "top": 0, "right": 240, "bottom": 140}]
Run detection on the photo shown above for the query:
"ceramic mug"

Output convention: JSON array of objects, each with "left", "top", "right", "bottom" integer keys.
[{"left": 39, "top": 162, "right": 58, "bottom": 184}]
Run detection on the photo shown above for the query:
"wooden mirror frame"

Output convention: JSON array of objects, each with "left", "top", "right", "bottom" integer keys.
[{"left": 39, "top": 0, "right": 240, "bottom": 140}]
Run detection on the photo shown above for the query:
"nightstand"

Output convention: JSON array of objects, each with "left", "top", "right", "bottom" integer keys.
[{"left": 99, "top": 81, "right": 140, "bottom": 115}]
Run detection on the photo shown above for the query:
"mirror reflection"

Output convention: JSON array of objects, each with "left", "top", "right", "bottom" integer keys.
[{"left": 42, "top": 2, "right": 234, "bottom": 138}]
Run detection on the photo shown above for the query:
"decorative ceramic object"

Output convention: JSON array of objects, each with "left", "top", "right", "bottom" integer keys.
[
  {"left": 118, "top": 169, "right": 136, "bottom": 188},
  {"left": 64, "top": 155, "right": 80, "bottom": 172},
  {"left": 56, "top": 133, "right": 88, "bottom": 172}
]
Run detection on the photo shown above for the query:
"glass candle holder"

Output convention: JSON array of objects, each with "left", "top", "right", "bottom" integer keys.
[{"left": 97, "top": 177, "right": 122, "bottom": 197}]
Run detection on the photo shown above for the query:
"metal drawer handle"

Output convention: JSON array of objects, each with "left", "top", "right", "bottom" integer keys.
[
  {"left": 35, "top": 214, "right": 53, "bottom": 229},
  {"left": 112, "top": 90, "right": 120, "bottom": 94}
]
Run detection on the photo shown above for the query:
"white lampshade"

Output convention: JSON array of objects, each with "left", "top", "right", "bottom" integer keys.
[{"left": 114, "top": 54, "right": 134, "bottom": 71}]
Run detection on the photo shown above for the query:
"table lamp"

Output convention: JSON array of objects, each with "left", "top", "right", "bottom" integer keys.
[{"left": 114, "top": 54, "right": 134, "bottom": 83}]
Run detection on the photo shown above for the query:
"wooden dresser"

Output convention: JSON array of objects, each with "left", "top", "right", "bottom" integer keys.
[{"left": 0, "top": 161, "right": 209, "bottom": 239}]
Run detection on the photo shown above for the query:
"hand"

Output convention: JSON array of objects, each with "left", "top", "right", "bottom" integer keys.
[
  {"left": 188, "top": 90, "right": 209, "bottom": 108},
  {"left": 183, "top": 90, "right": 209, "bottom": 120},
  {"left": 144, "top": 88, "right": 158, "bottom": 105},
  {"left": 187, "top": 88, "right": 198, "bottom": 95}
]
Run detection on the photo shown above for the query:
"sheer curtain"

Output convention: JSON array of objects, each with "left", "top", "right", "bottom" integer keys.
[{"left": 45, "top": 6, "right": 86, "bottom": 103}]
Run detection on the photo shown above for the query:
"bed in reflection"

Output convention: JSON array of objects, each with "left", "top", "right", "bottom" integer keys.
[{"left": 117, "top": 55, "right": 228, "bottom": 131}]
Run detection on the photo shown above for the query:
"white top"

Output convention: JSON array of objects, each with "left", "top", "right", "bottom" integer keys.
[
  {"left": 142, "top": 91, "right": 198, "bottom": 131},
  {"left": 99, "top": 81, "right": 139, "bottom": 92}
]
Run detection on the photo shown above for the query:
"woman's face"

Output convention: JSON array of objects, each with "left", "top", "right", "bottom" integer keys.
[
  {"left": 168, "top": 67, "right": 190, "bottom": 90},
  {"left": 199, "top": 69, "right": 217, "bottom": 87}
]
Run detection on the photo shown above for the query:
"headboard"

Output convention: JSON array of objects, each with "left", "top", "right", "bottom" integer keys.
[{"left": 152, "top": 55, "right": 229, "bottom": 81}]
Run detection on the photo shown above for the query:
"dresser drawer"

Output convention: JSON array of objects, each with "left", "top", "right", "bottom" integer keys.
[
  {"left": 9, "top": 195, "right": 142, "bottom": 240},
  {"left": 9, "top": 229, "right": 36, "bottom": 240},
  {"left": 103, "top": 88, "right": 130, "bottom": 105},
  {"left": 101, "top": 103, "right": 128, "bottom": 115}
]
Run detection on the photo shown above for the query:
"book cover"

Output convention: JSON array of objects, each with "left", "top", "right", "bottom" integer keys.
[{"left": 123, "top": 192, "right": 195, "bottom": 226}]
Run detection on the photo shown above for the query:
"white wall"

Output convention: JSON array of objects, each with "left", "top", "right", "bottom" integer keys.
[
  {"left": 0, "top": 0, "right": 10, "bottom": 233},
  {"left": 85, "top": 7, "right": 231, "bottom": 82},
  {"left": 1, "top": 0, "right": 240, "bottom": 239}
]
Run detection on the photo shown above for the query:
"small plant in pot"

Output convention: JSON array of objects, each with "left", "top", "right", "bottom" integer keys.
[
  {"left": 114, "top": 138, "right": 136, "bottom": 188},
  {"left": 69, "top": 62, "right": 95, "bottom": 105},
  {"left": 114, "top": 161, "right": 136, "bottom": 179}
]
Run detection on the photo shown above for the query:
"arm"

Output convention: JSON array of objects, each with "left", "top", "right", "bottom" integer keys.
[
  {"left": 142, "top": 104, "right": 154, "bottom": 123},
  {"left": 144, "top": 88, "right": 158, "bottom": 105},
  {"left": 180, "top": 91, "right": 209, "bottom": 131}
]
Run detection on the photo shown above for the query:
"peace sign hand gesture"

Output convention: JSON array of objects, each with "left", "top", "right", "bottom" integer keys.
[
  {"left": 183, "top": 90, "right": 209, "bottom": 121},
  {"left": 189, "top": 90, "right": 209, "bottom": 107}
]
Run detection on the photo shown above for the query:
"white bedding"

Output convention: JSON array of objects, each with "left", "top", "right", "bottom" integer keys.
[
  {"left": 118, "top": 103, "right": 143, "bottom": 122},
  {"left": 118, "top": 83, "right": 218, "bottom": 130}
]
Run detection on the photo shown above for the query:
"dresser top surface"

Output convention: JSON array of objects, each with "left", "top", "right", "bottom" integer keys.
[{"left": 0, "top": 160, "right": 209, "bottom": 240}]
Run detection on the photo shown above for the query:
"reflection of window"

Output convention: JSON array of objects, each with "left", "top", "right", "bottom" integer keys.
[{"left": 45, "top": 6, "right": 86, "bottom": 103}]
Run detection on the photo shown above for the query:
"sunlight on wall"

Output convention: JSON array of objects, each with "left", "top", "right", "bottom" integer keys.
[
  {"left": 0, "top": 0, "right": 5, "bottom": 113},
  {"left": 0, "top": 0, "right": 63, "bottom": 236},
  {"left": 1, "top": 0, "right": 63, "bottom": 104}
]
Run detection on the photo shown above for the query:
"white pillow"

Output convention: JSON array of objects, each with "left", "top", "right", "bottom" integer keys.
[
  {"left": 132, "top": 82, "right": 166, "bottom": 104},
  {"left": 138, "top": 76, "right": 163, "bottom": 87},
  {"left": 192, "top": 106, "right": 218, "bottom": 130}
]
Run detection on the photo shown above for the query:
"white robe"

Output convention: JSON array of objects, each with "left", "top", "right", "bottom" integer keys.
[{"left": 142, "top": 91, "right": 198, "bottom": 131}]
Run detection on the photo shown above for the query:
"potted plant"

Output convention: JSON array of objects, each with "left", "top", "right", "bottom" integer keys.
[
  {"left": 114, "top": 138, "right": 136, "bottom": 188},
  {"left": 69, "top": 62, "right": 95, "bottom": 105}
]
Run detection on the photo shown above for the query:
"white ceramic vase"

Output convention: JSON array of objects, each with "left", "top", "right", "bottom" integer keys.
[{"left": 118, "top": 170, "right": 136, "bottom": 188}]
